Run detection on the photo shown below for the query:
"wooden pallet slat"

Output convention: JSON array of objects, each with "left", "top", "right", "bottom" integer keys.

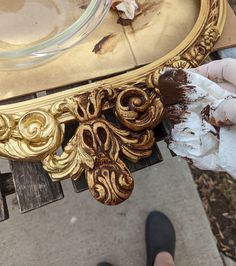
[
  {"left": 124, "top": 144, "right": 163, "bottom": 173},
  {"left": 0, "top": 177, "right": 9, "bottom": 221},
  {"left": 0, "top": 173, "right": 15, "bottom": 196},
  {"left": 72, "top": 174, "right": 89, "bottom": 193},
  {"left": 10, "top": 161, "right": 64, "bottom": 213}
]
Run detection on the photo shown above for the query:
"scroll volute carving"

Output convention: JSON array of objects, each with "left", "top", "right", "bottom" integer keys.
[
  {"left": 0, "top": 0, "right": 225, "bottom": 206},
  {"left": 43, "top": 85, "right": 163, "bottom": 205},
  {"left": 0, "top": 110, "right": 63, "bottom": 160},
  {"left": 115, "top": 85, "right": 163, "bottom": 131}
]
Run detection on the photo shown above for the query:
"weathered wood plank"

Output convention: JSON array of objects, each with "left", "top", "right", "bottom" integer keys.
[
  {"left": 10, "top": 161, "right": 63, "bottom": 213},
  {"left": 0, "top": 177, "right": 9, "bottom": 221},
  {"left": 0, "top": 173, "right": 15, "bottom": 196},
  {"left": 72, "top": 175, "right": 89, "bottom": 193},
  {"left": 124, "top": 144, "right": 163, "bottom": 173}
]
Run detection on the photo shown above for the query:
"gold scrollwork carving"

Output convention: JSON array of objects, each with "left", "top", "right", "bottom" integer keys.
[
  {"left": 0, "top": 0, "right": 226, "bottom": 205},
  {"left": 115, "top": 86, "right": 163, "bottom": 131},
  {"left": 0, "top": 114, "right": 15, "bottom": 141},
  {"left": 43, "top": 86, "right": 162, "bottom": 205},
  {"left": 0, "top": 110, "right": 63, "bottom": 160},
  {"left": 87, "top": 155, "right": 133, "bottom": 206}
]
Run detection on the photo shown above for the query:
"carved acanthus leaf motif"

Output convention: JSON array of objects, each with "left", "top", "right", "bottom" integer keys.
[
  {"left": 72, "top": 87, "right": 118, "bottom": 121},
  {"left": 50, "top": 98, "right": 75, "bottom": 117},
  {"left": 42, "top": 85, "right": 163, "bottom": 205},
  {"left": 0, "top": 0, "right": 224, "bottom": 205},
  {"left": 43, "top": 137, "right": 89, "bottom": 181}
]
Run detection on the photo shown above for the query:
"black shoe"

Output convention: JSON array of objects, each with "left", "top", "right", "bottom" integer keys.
[
  {"left": 146, "top": 211, "right": 176, "bottom": 266},
  {"left": 97, "top": 263, "right": 113, "bottom": 266}
]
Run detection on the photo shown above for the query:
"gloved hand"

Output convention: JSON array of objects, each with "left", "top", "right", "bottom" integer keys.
[
  {"left": 159, "top": 59, "right": 236, "bottom": 177},
  {"left": 194, "top": 58, "right": 236, "bottom": 126}
]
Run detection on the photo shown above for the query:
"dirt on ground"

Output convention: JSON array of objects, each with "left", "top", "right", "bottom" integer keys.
[
  {"left": 190, "top": 166, "right": 236, "bottom": 261},
  {"left": 189, "top": 1, "right": 236, "bottom": 261}
]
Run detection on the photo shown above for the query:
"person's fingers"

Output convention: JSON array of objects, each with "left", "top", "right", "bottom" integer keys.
[
  {"left": 193, "top": 58, "right": 236, "bottom": 87},
  {"left": 210, "top": 98, "right": 236, "bottom": 126}
]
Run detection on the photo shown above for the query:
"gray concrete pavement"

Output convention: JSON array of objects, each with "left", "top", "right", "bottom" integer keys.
[
  {"left": 0, "top": 142, "right": 223, "bottom": 266},
  {"left": 222, "top": 254, "right": 236, "bottom": 266}
]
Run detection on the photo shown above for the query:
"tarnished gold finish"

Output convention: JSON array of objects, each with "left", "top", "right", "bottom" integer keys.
[
  {"left": 0, "top": 0, "right": 227, "bottom": 205},
  {"left": 87, "top": 156, "right": 134, "bottom": 206},
  {"left": 44, "top": 86, "right": 161, "bottom": 205}
]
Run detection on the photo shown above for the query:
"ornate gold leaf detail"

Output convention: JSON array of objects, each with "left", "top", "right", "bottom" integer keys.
[
  {"left": 86, "top": 155, "right": 133, "bottom": 206},
  {"left": 0, "top": 0, "right": 225, "bottom": 205},
  {"left": 42, "top": 85, "right": 162, "bottom": 204},
  {"left": 50, "top": 98, "right": 74, "bottom": 117},
  {"left": 115, "top": 86, "right": 163, "bottom": 131},
  {"left": 72, "top": 87, "right": 118, "bottom": 121},
  {"left": 43, "top": 137, "right": 87, "bottom": 181},
  {"left": 0, "top": 110, "right": 63, "bottom": 160},
  {"left": 0, "top": 114, "right": 15, "bottom": 141}
]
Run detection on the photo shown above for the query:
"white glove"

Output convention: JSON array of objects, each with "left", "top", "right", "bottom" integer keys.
[{"left": 194, "top": 58, "right": 236, "bottom": 126}]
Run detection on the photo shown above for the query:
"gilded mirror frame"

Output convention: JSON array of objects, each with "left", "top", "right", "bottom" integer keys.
[{"left": 0, "top": 0, "right": 227, "bottom": 205}]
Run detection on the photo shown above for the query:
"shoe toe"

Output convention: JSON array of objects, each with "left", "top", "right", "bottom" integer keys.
[
  {"left": 97, "top": 263, "right": 113, "bottom": 266},
  {"left": 146, "top": 211, "right": 176, "bottom": 266}
]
